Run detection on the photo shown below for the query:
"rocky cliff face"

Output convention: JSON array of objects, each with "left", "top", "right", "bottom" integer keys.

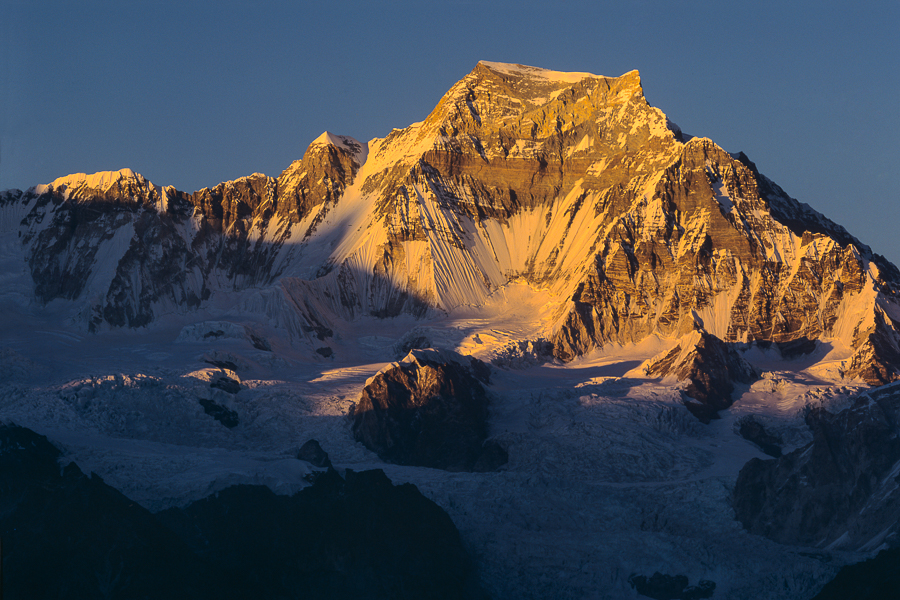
[
  {"left": 644, "top": 328, "right": 757, "bottom": 421},
  {"left": 277, "top": 132, "right": 366, "bottom": 227},
  {"left": 733, "top": 385, "right": 900, "bottom": 551},
  {"left": 0, "top": 134, "right": 365, "bottom": 336},
  {"left": 546, "top": 138, "right": 900, "bottom": 385},
  {"left": 3, "top": 60, "right": 900, "bottom": 385},
  {"left": 350, "top": 349, "right": 504, "bottom": 471}
]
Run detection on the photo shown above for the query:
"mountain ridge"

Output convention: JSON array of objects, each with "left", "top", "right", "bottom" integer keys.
[{"left": 3, "top": 61, "right": 900, "bottom": 389}]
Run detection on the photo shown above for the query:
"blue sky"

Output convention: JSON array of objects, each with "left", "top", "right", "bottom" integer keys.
[{"left": 3, "top": 1, "right": 898, "bottom": 263}]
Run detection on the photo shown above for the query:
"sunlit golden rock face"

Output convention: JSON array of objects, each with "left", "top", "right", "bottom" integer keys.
[
  {"left": 275, "top": 133, "right": 364, "bottom": 227},
  {"left": 545, "top": 131, "right": 900, "bottom": 385},
  {"left": 345, "top": 62, "right": 900, "bottom": 384},
  {"left": 365, "top": 63, "right": 681, "bottom": 227},
  {"left": 5, "top": 61, "right": 900, "bottom": 384},
  {"left": 192, "top": 174, "right": 274, "bottom": 232}
]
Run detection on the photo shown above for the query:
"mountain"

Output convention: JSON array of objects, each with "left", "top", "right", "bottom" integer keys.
[
  {"left": 3, "top": 61, "right": 900, "bottom": 599},
  {"left": 4, "top": 61, "right": 899, "bottom": 393}
]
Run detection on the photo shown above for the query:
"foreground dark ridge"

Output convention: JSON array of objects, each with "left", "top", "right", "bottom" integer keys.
[{"left": 0, "top": 423, "right": 486, "bottom": 600}]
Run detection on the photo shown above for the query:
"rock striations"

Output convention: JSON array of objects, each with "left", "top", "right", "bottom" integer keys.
[{"left": 3, "top": 61, "right": 900, "bottom": 388}]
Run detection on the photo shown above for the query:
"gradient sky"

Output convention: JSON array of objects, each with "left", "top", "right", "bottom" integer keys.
[{"left": 2, "top": 1, "right": 898, "bottom": 263}]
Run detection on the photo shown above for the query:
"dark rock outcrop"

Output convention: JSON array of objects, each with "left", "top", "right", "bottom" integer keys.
[
  {"left": 157, "top": 468, "right": 487, "bottom": 600},
  {"left": 628, "top": 572, "right": 716, "bottom": 600},
  {"left": 0, "top": 423, "right": 487, "bottom": 600},
  {"left": 733, "top": 385, "right": 900, "bottom": 549},
  {"left": 297, "top": 439, "right": 332, "bottom": 468},
  {"left": 776, "top": 336, "right": 818, "bottom": 359},
  {"left": 351, "top": 349, "right": 505, "bottom": 471},
  {"left": 736, "top": 414, "right": 783, "bottom": 457},
  {"left": 209, "top": 371, "right": 241, "bottom": 394},
  {"left": 811, "top": 547, "right": 900, "bottom": 600},
  {"left": 198, "top": 398, "right": 239, "bottom": 428},
  {"left": 0, "top": 423, "right": 228, "bottom": 599},
  {"left": 644, "top": 329, "right": 756, "bottom": 422},
  {"left": 199, "top": 370, "right": 241, "bottom": 427}
]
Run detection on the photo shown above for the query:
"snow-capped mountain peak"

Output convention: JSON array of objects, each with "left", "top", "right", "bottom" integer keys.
[
  {"left": 477, "top": 60, "right": 609, "bottom": 83},
  {"left": 308, "top": 131, "right": 368, "bottom": 166},
  {"left": 4, "top": 60, "right": 900, "bottom": 386},
  {"left": 45, "top": 167, "right": 142, "bottom": 192},
  {"left": 31, "top": 168, "right": 157, "bottom": 204}
]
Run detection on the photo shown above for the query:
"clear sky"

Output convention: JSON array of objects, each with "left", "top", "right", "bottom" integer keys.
[{"left": 2, "top": 1, "right": 898, "bottom": 263}]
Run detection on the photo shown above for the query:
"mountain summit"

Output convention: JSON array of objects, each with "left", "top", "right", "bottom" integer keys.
[
  {"left": 4, "top": 62, "right": 900, "bottom": 599},
  {"left": 3, "top": 61, "right": 899, "bottom": 388}
]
